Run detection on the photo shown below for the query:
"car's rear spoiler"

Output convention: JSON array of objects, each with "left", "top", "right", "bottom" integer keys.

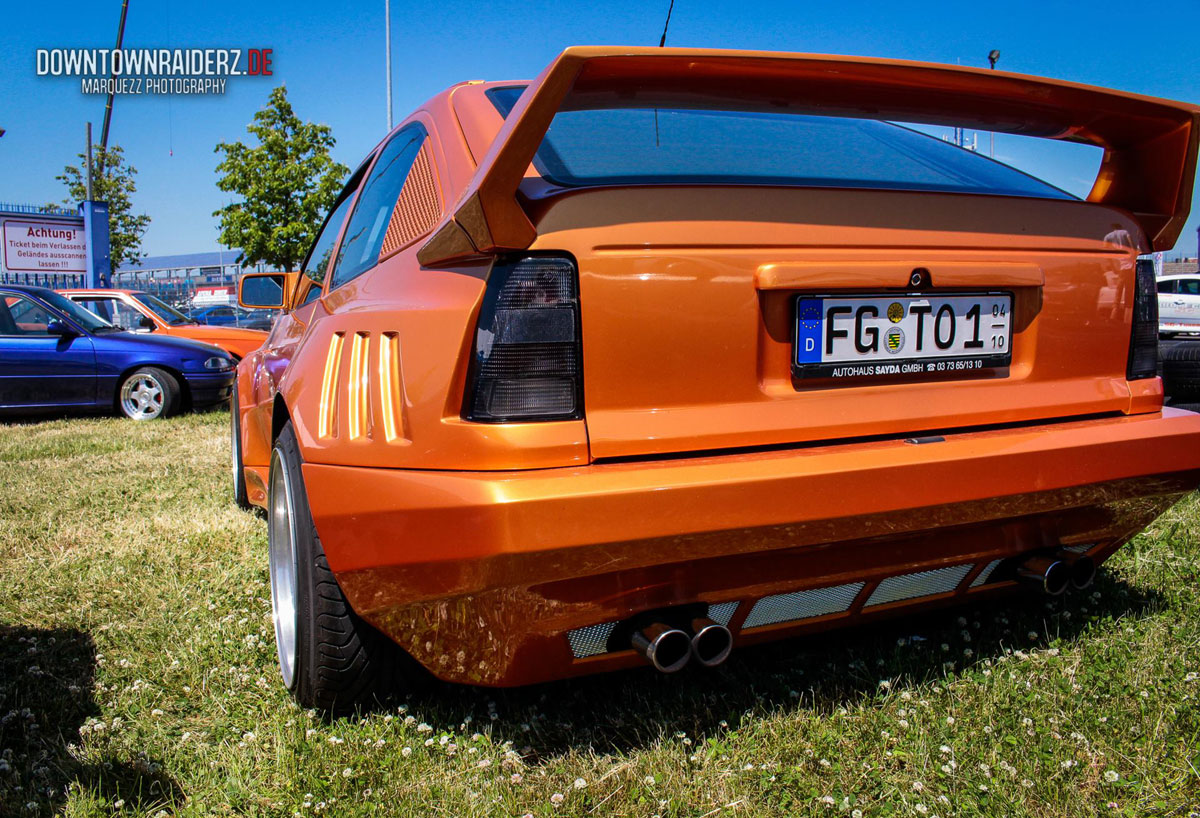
[{"left": 418, "top": 46, "right": 1200, "bottom": 265}]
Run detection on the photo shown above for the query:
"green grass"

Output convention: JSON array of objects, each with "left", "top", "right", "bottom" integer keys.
[{"left": 2, "top": 411, "right": 1200, "bottom": 816}]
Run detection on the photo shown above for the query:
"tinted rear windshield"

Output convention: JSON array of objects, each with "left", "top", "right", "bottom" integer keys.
[{"left": 488, "top": 86, "right": 1073, "bottom": 200}]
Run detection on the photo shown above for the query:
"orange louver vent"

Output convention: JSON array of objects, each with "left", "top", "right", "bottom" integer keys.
[
  {"left": 380, "top": 141, "right": 441, "bottom": 259},
  {"left": 318, "top": 333, "right": 345, "bottom": 439}
]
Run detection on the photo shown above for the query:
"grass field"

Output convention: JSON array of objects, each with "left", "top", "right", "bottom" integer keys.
[{"left": 2, "top": 411, "right": 1200, "bottom": 817}]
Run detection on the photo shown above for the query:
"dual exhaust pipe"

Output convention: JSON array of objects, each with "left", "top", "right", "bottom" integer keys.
[
  {"left": 631, "top": 617, "right": 732, "bottom": 673},
  {"left": 1017, "top": 551, "right": 1096, "bottom": 596},
  {"left": 632, "top": 550, "right": 1095, "bottom": 671}
]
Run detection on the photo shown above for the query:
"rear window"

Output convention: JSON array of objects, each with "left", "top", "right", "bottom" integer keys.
[{"left": 488, "top": 87, "right": 1073, "bottom": 201}]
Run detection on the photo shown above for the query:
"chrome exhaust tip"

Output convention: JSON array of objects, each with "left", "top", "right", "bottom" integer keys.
[
  {"left": 689, "top": 617, "right": 733, "bottom": 668},
  {"left": 631, "top": 623, "right": 692, "bottom": 673},
  {"left": 1017, "top": 555, "right": 1070, "bottom": 596},
  {"left": 1056, "top": 551, "right": 1096, "bottom": 590}
]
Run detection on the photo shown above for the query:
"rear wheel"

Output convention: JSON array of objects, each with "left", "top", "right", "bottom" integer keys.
[
  {"left": 268, "top": 422, "right": 414, "bottom": 712},
  {"left": 117, "top": 367, "right": 179, "bottom": 420},
  {"left": 230, "top": 382, "right": 252, "bottom": 510},
  {"left": 1162, "top": 341, "right": 1200, "bottom": 399}
]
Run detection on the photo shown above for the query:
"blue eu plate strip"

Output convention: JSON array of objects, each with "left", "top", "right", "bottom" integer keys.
[{"left": 796, "top": 297, "right": 823, "bottom": 364}]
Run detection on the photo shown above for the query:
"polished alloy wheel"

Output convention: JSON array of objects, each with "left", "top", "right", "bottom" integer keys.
[
  {"left": 268, "top": 449, "right": 300, "bottom": 688},
  {"left": 119, "top": 372, "right": 165, "bottom": 420},
  {"left": 231, "top": 401, "right": 241, "bottom": 489}
]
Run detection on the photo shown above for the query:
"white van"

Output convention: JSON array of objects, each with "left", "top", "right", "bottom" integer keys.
[{"left": 1158, "top": 275, "right": 1200, "bottom": 336}]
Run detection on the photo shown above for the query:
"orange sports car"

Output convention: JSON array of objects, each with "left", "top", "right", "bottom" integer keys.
[
  {"left": 61, "top": 288, "right": 268, "bottom": 360},
  {"left": 234, "top": 46, "right": 1200, "bottom": 710}
]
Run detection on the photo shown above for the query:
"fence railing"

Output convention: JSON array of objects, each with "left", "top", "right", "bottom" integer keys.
[
  {"left": 0, "top": 271, "right": 87, "bottom": 288},
  {"left": 0, "top": 202, "right": 76, "bottom": 217}
]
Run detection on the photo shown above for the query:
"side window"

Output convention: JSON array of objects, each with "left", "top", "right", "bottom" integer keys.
[
  {"left": 328, "top": 125, "right": 430, "bottom": 291},
  {"left": 300, "top": 282, "right": 323, "bottom": 306},
  {"left": 78, "top": 297, "right": 143, "bottom": 329},
  {"left": 74, "top": 297, "right": 116, "bottom": 322},
  {"left": 1158, "top": 280, "right": 1176, "bottom": 294},
  {"left": 1181, "top": 280, "right": 1200, "bottom": 296},
  {"left": 1, "top": 295, "right": 53, "bottom": 335},
  {"left": 300, "top": 166, "right": 365, "bottom": 291}
]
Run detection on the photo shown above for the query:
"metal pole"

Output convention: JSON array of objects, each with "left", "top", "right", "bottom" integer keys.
[
  {"left": 85, "top": 122, "right": 94, "bottom": 201},
  {"left": 385, "top": 0, "right": 393, "bottom": 130},
  {"left": 99, "top": 0, "right": 130, "bottom": 168},
  {"left": 987, "top": 50, "right": 1000, "bottom": 159}
]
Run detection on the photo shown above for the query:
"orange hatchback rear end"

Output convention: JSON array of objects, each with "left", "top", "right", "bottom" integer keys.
[{"left": 233, "top": 47, "right": 1200, "bottom": 710}]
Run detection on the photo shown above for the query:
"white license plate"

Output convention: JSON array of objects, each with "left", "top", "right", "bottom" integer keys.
[{"left": 794, "top": 293, "right": 1012, "bottom": 380}]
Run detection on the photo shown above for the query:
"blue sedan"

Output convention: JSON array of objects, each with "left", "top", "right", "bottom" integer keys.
[{"left": 0, "top": 284, "right": 236, "bottom": 420}]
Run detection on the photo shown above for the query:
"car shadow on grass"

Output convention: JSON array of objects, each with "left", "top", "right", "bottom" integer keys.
[
  {"left": 0, "top": 624, "right": 183, "bottom": 815},
  {"left": 398, "top": 572, "right": 1165, "bottom": 763}
]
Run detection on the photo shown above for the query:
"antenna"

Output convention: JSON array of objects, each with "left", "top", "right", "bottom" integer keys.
[{"left": 658, "top": 0, "right": 675, "bottom": 47}]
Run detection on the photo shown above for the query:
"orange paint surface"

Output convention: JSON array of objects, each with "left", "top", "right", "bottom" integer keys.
[{"left": 235, "top": 48, "right": 1200, "bottom": 685}]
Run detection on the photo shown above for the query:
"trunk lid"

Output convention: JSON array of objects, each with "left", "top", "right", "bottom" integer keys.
[{"left": 531, "top": 185, "right": 1142, "bottom": 459}]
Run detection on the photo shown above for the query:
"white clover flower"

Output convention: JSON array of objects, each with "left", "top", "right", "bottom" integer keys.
[
  {"left": 151, "top": 709, "right": 164, "bottom": 717},
  {"left": 1022, "top": 778, "right": 1034, "bottom": 788},
  {"left": 644, "top": 775, "right": 655, "bottom": 785},
  {"left": 401, "top": 746, "right": 412, "bottom": 757},
  {"left": 573, "top": 778, "right": 586, "bottom": 789},
  {"left": 550, "top": 792, "right": 564, "bottom": 805},
  {"left": 417, "top": 723, "right": 432, "bottom": 733},
  {"left": 818, "top": 795, "right": 835, "bottom": 806},
  {"left": 898, "top": 719, "right": 909, "bottom": 728},
  {"left": 1104, "top": 770, "right": 1119, "bottom": 783},
  {"left": 819, "top": 758, "right": 831, "bottom": 768},
  {"left": 477, "top": 759, "right": 491, "bottom": 768},
  {"left": 939, "top": 745, "right": 951, "bottom": 755},
  {"left": 328, "top": 736, "right": 343, "bottom": 745},
  {"left": 915, "top": 804, "right": 928, "bottom": 815},
  {"left": 852, "top": 811, "right": 863, "bottom": 818},
  {"left": 1028, "top": 631, "right": 1039, "bottom": 640},
  {"left": 342, "top": 768, "right": 353, "bottom": 778},
  {"left": 946, "top": 717, "right": 955, "bottom": 725},
  {"left": 912, "top": 781, "right": 924, "bottom": 792}
]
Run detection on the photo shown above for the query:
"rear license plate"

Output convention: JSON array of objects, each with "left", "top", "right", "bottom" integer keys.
[{"left": 794, "top": 293, "right": 1012, "bottom": 380}]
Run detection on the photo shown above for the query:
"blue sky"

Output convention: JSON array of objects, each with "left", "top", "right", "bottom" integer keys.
[{"left": 1, "top": 0, "right": 1198, "bottom": 258}]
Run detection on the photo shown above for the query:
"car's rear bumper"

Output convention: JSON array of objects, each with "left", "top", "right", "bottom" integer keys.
[{"left": 303, "top": 408, "right": 1200, "bottom": 686}]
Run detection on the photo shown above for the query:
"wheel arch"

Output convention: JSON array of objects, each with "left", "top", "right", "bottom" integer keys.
[{"left": 111, "top": 362, "right": 191, "bottom": 412}]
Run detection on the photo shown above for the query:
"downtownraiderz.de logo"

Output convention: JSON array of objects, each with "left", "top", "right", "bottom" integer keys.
[{"left": 35, "top": 48, "right": 273, "bottom": 95}]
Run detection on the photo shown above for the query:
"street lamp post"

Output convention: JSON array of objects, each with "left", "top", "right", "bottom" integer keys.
[
  {"left": 385, "top": 0, "right": 393, "bottom": 130},
  {"left": 988, "top": 50, "right": 1000, "bottom": 158}
]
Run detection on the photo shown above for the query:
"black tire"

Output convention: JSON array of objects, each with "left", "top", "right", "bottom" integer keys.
[
  {"left": 117, "top": 366, "right": 180, "bottom": 420},
  {"left": 1161, "top": 342, "right": 1200, "bottom": 399},
  {"left": 230, "top": 381, "right": 252, "bottom": 510},
  {"left": 268, "top": 422, "right": 414, "bottom": 713}
]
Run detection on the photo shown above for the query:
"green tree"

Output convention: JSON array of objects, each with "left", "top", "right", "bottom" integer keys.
[
  {"left": 56, "top": 144, "right": 150, "bottom": 270},
  {"left": 213, "top": 86, "right": 348, "bottom": 270}
]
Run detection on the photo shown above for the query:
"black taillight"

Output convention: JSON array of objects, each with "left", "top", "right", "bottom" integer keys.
[
  {"left": 464, "top": 255, "right": 583, "bottom": 422},
  {"left": 1127, "top": 258, "right": 1159, "bottom": 380}
]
